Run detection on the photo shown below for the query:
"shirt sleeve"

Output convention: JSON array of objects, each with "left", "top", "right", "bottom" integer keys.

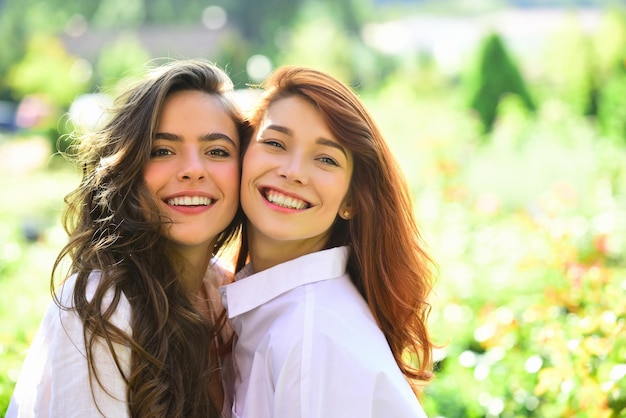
[
  {"left": 270, "top": 285, "right": 427, "bottom": 418},
  {"left": 6, "top": 275, "right": 132, "bottom": 418}
]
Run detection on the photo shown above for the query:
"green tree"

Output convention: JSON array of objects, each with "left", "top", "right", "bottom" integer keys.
[
  {"left": 593, "top": 8, "right": 626, "bottom": 143},
  {"left": 465, "top": 32, "right": 535, "bottom": 135},
  {"left": 276, "top": 2, "right": 356, "bottom": 84},
  {"left": 598, "top": 69, "right": 626, "bottom": 144},
  {"left": 210, "top": 30, "right": 254, "bottom": 89},
  {"left": 7, "top": 35, "right": 90, "bottom": 107},
  {"left": 215, "top": 0, "right": 303, "bottom": 52},
  {"left": 591, "top": 8, "right": 626, "bottom": 84},
  {"left": 6, "top": 35, "right": 91, "bottom": 151},
  {"left": 0, "top": 0, "right": 103, "bottom": 98},
  {"left": 95, "top": 33, "right": 152, "bottom": 91},
  {"left": 542, "top": 13, "right": 597, "bottom": 116}
]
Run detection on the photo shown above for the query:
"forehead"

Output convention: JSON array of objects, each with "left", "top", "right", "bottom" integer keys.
[
  {"left": 161, "top": 89, "right": 227, "bottom": 114},
  {"left": 263, "top": 96, "right": 327, "bottom": 129},
  {"left": 158, "top": 90, "right": 238, "bottom": 131}
]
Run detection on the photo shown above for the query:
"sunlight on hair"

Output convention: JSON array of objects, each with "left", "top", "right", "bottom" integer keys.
[
  {"left": 68, "top": 93, "right": 112, "bottom": 132},
  {"left": 232, "top": 88, "right": 261, "bottom": 114}
]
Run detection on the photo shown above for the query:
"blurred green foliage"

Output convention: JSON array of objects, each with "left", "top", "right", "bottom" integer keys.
[
  {"left": 1, "top": 1, "right": 626, "bottom": 417},
  {"left": 598, "top": 69, "right": 626, "bottom": 144},
  {"left": 543, "top": 15, "right": 597, "bottom": 116},
  {"left": 95, "top": 34, "right": 152, "bottom": 90},
  {"left": 7, "top": 36, "right": 90, "bottom": 107},
  {"left": 416, "top": 116, "right": 626, "bottom": 417},
  {"left": 465, "top": 33, "right": 535, "bottom": 134}
]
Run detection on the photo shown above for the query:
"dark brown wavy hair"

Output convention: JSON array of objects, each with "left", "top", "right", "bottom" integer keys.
[
  {"left": 53, "top": 60, "right": 248, "bottom": 417},
  {"left": 240, "top": 65, "right": 436, "bottom": 393}
]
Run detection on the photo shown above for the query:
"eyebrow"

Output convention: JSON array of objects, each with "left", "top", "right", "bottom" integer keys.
[
  {"left": 263, "top": 124, "right": 347, "bottom": 157},
  {"left": 154, "top": 132, "right": 238, "bottom": 148}
]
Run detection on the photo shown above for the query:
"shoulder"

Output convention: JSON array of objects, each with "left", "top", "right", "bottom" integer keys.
[
  {"left": 9, "top": 274, "right": 133, "bottom": 418},
  {"left": 54, "top": 271, "right": 132, "bottom": 333},
  {"left": 55, "top": 270, "right": 109, "bottom": 302},
  {"left": 297, "top": 275, "right": 398, "bottom": 364}
]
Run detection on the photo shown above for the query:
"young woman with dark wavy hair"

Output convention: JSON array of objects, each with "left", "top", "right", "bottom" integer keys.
[
  {"left": 8, "top": 59, "right": 248, "bottom": 418},
  {"left": 221, "top": 66, "right": 436, "bottom": 417}
]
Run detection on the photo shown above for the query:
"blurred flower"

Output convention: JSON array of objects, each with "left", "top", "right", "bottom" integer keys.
[{"left": 15, "top": 95, "right": 54, "bottom": 129}]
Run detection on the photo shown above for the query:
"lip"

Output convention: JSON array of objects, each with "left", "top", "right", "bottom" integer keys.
[
  {"left": 258, "top": 185, "right": 312, "bottom": 213},
  {"left": 162, "top": 190, "right": 217, "bottom": 215},
  {"left": 163, "top": 190, "right": 215, "bottom": 200}
]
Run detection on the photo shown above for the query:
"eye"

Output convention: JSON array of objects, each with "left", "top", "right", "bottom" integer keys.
[
  {"left": 207, "top": 148, "right": 231, "bottom": 157},
  {"left": 318, "top": 156, "right": 340, "bottom": 167},
  {"left": 150, "top": 147, "right": 173, "bottom": 158},
  {"left": 261, "top": 139, "right": 285, "bottom": 149}
]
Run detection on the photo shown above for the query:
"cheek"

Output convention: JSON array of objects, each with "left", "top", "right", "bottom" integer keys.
[
  {"left": 324, "top": 175, "right": 351, "bottom": 208},
  {"left": 142, "top": 164, "right": 163, "bottom": 196},
  {"left": 213, "top": 163, "right": 241, "bottom": 194},
  {"left": 241, "top": 150, "right": 263, "bottom": 185}
]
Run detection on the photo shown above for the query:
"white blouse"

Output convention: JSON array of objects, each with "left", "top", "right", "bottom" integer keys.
[
  {"left": 221, "top": 246, "right": 428, "bottom": 418},
  {"left": 6, "top": 271, "right": 132, "bottom": 418},
  {"left": 7, "top": 259, "right": 233, "bottom": 418}
]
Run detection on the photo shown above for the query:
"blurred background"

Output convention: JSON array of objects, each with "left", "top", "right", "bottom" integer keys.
[{"left": 1, "top": 0, "right": 625, "bottom": 416}]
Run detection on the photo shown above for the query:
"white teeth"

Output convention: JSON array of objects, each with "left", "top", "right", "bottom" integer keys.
[
  {"left": 266, "top": 190, "right": 308, "bottom": 210},
  {"left": 167, "top": 196, "right": 213, "bottom": 206}
]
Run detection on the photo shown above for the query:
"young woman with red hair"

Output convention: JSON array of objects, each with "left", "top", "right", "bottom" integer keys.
[{"left": 221, "top": 66, "right": 436, "bottom": 417}]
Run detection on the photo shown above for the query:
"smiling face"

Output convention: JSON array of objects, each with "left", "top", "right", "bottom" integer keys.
[
  {"left": 143, "top": 89, "right": 240, "bottom": 257},
  {"left": 241, "top": 95, "right": 353, "bottom": 268}
]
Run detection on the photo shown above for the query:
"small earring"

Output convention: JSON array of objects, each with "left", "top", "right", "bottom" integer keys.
[{"left": 342, "top": 210, "right": 351, "bottom": 219}]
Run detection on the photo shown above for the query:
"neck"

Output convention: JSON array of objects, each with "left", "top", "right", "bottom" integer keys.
[
  {"left": 177, "top": 246, "right": 214, "bottom": 294},
  {"left": 247, "top": 227, "right": 329, "bottom": 273}
]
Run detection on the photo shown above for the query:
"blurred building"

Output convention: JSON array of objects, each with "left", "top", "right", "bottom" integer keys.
[{"left": 60, "top": 25, "right": 227, "bottom": 63}]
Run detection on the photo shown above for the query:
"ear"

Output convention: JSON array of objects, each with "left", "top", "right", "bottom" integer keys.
[{"left": 338, "top": 202, "right": 353, "bottom": 220}]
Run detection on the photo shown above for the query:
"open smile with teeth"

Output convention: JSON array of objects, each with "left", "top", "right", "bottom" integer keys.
[
  {"left": 167, "top": 196, "right": 214, "bottom": 206},
  {"left": 264, "top": 189, "right": 310, "bottom": 210}
]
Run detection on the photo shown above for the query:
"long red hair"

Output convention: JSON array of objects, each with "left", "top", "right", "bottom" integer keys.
[{"left": 244, "top": 66, "right": 436, "bottom": 391}]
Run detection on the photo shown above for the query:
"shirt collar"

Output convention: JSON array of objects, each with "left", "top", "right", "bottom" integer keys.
[{"left": 220, "top": 246, "right": 350, "bottom": 318}]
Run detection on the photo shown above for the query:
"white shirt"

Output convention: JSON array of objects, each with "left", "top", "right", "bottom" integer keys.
[
  {"left": 6, "top": 271, "right": 132, "bottom": 418},
  {"left": 221, "top": 246, "right": 428, "bottom": 418},
  {"left": 8, "top": 259, "right": 233, "bottom": 418}
]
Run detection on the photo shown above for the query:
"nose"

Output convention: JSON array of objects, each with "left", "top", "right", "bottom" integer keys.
[
  {"left": 277, "top": 154, "right": 308, "bottom": 185},
  {"left": 178, "top": 152, "right": 206, "bottom": 181}
]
